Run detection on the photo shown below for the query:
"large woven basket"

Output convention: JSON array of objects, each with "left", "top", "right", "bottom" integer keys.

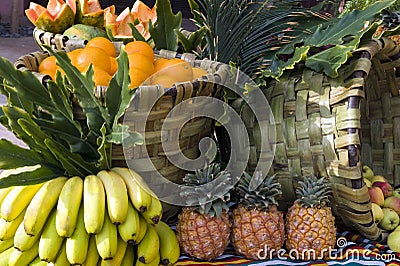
[
  {"left": 14, "top": 49, "right": 230, "bottom": 222},
  {"left": 224, "top": 37, "right": 400, "bottom": 242}
]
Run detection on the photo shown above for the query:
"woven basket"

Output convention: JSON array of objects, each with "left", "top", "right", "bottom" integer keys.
[
  {"left": 14, "top": 49, "right": 230, "bottom": 222},
  {"left": 33, "top": 28, "right": 88, "bottom": 52},
  {"left": 223, "top": 37, "right": 400, "bottom": 242}
]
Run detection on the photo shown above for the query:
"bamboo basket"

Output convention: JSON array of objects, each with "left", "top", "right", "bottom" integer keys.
[
  {"left": 14, "top": 49, "right": 230, "bottom": 222},
  {"left": 224, "top": 37, "right": 400, "bottom": 242}
]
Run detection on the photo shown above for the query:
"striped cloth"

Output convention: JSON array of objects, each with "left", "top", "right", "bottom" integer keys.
[{"left": 176, "top": 231, "right": 400, "bottom": 266}]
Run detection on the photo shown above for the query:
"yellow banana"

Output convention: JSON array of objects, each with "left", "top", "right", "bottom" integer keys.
[
  {"left": 56, "top": 176, "right": 84, "bottom": 237},
  {"left": 118, "top": 199, "right": 141, "bottom": 244},
  {"left": 1, "top": 183, "right": 43, "bottom": 221},
  {"left": 100, "top": 236, "right": 127, "bottom": 266},
  {"left": 0, "top": 207, "right": 26, "bottom": 240},
  {"left": 8, "top": 240, "right": 39, "bottom": 266},
  {"left": 29, "top": 256, "right": 48, "bottom": 265},
  {"left": 83, "top": 174, "right": 105, "bottom": 234},
  {"left": 83, "top": 235, "right": 100, "bottom": 266},
  {"left": 137, "top": 224, "right": 160, "bottom": 264},
  {"left": 97, "top": 170, "right": 129, "bottom": 225},
  {"left": 0, "top": 247, "right": 14, "bottom": 265},
  {"left": 0, "top": 237, "right": 14, "bottom": 253},
  {"left": 66, "top": 206, "right": 89, "bottom": 265},
  {"left": 48, "top": 241, "right": 68, "bottom": 266},
  {"left": 136, "top": 214, "right": 148, "bottom": 244},
  {"left": 39, "top": 210, "right": 64, "bottom": 263},
  {"left": 95, "top": 210, "right": 118, "bottom": 260},
  {"left": 14, "top": 220, "right": 41, "bottom": 251},
  {"left": 111, "top": 167, "right": 153, "bottom": 213},
  {"left": 141, "top": 196, "right": 163, "bottom": 224},
  {"left": 24, "top": 177, "right": 68, "bottom": 236},
  {"left": 121, "top": 244, "right": 135, "bottom": 266},
  {"left": 154, "top": 221, "right": 180, "bottom": 266},
  {"left": 0, "top": 187, "right": 13, "bottom": 206},
  {"left": 135, "top": 253, "right": 160, "bottom": 266}
]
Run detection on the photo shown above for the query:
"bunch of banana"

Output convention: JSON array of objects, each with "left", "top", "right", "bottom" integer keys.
[{"left": 0, "top": 167, "right": 180, "bottom": 265}]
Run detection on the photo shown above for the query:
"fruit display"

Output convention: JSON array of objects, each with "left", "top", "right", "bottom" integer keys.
[
  {"left": 285, "top": 175, "right": 337, "bottom": 260},
  {"left": 0, "top": 167, "right": 180, "bottom": 265},
  {"left": 230, "top": 172, "right": 285, "bottom": 260},
  {"left": 176, "top": 163, "right": 233, "bottom": 260},
  {"left": 364, "top": 165, "right": 400, "bottom": 245}
]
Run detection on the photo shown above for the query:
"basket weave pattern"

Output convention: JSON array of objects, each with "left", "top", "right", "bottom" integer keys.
[{"left": 237, "top": 37, "right": 400, "bottom": 241}]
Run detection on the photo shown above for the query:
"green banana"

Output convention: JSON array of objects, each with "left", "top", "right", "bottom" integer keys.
[
  {"left": 121, "top": 244, "right": 135, "bottom": 266},
  {"left": 0, "top": 207, "right": 26, "bottom": 240},
  {"left": 118, "top": 199, "right": 141, "bottom": 244},
  {"left": 83, "top": 174, "right": 105, "bottom": 234},
  {"left": 56, "top": 176, "right": 84, "bottom": 237},
  {"left": 136, "top": 214, "right": 148, "bottom": 244},
  {"left": 48, "top": 241, "right": 69, "bottom": 266},
  {"left": 0, "top": 247, "right": 14, "bottom": 265},
  {"left": 97, "top": 170, "right": 129, "bottom": 225},
  {"left": 1, "top": 183, "right": 43, "bottom": 221},
  {"left": 111, "top": 167, "right": 153, "bottom": 213},
  {"left": 137, "top": 224, "right": 160, "bottom": 264},
  {"left": 100, "top": 236, "right": 127, "bottom": 266},
  {"left": 95, "top": 210, "right": 118, "bottom": 260},
  {"left": 8, "top": 240, "right": 39, "bottom": 266},
  {"left": 39, "top": 210, "right": 64, "bottom": 263},
  {"left": 66, "top": 206, "right": 89, "bottom": 264},
  {"left": 141, "top": 196, "right": 163, "bottom": 224},
  {"left": 24, "top": 177, "right": 68, "bottom": 236},
  {"left": 136, "top": 253, "right": 160, "bottom": 266},
  {"left": 14, "top": 220, "right": 42, "bottom": 251},
  {"left": 83, "top": 235, "right": 100, "bottom": 266},
  {"left": 154, "top": 221, "right": 180, "bottom": 266},
  {"left": 29, "top": 256, "right": 49, "bottom": 266},
  {"left": 0, "top": 237, "right": 14, "bottom": 253}
]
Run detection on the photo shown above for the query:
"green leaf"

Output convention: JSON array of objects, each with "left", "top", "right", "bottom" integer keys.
[
  {"left": 108, "top": 123, "right": 144, "bottom": 147},
  {"left": 0, "top": 165, "right": 59, "bottom": 188},
  {"left": 44, "top": 138, "right": 96, "bottom": 176},
  {"left": 105, "top": 49, "right": 134, "bottom": 126},
  {"left": 129, "top": 23, "right": 146, "bottom": 42},
  {"left": 176, "top": 27, "right": 207, "bottom": 53},
  {"left": 0, "top": 139, "right": 42, "bottom": 169},
  {"left": 43, "top": 45, "right": 111, "bottom": 136},
  {"left": 149, "top": 0, "right": 182, "bottom": 51},
  {"left": 96, "top": 124, "right": 111, "bottom": 170}
]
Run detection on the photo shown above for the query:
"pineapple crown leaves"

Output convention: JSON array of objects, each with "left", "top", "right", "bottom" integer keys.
[
  {"left": 180, "top": 163, "right": 234, "bottom": 218},
  {"left": 295, "top": 175, "right": 332, "bottom": 208},
  {"left": 0, "top": 46, "right": 142, "bottom": 187},
  {"left": 234, "top": 171, "right": 282, "bottom": 210}
]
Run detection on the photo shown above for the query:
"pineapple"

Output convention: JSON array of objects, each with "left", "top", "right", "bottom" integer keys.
[
  {"left": 230, "top": 172, "right": 285, "bottom": 260},
  {"left": 176, "top": 163, "right": 232, "bottom": 260},
  {"left": 285, "top": 175, "right": 336, "bottom": 260}
]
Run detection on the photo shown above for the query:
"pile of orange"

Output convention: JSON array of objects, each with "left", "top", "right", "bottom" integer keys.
[
  {"left": 38, "top": 37, "right": 117, "bottom": 87},
  {"left": 38, "top": 38, "right": 208, "bottom": 89}
]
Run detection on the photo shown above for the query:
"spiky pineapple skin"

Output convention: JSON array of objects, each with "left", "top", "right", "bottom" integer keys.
[
  {"left": 286, "top": 202, "right": 336, "bottom": 260},
  {"left": 176, "top": 208, "right": 230, "bottom": 260},
  {"left": 231, "top": 205, "right": 284, "bottom": 260}
]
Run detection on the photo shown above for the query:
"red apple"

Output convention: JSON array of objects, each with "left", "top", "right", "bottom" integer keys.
[
  {"left": 369, "top": 187, "right": 385, "bottom": 206},
  {"left": 373, "top": 181, "right": 393, "bottom": 198},
  {"left": 384, "top": 196, "right": 400, "bottom": 215}
]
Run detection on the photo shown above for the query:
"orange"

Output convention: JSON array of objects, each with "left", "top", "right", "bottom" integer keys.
[
  {"left": 86, "top": 37, "right": 117, "bottom": 57},
  {"left": 67, "top": 48, "right": 83, "bottom": 66},
  {"left": 93, "top": 66, "right": 112, "bottom": 86},
  {"left": 38, "top": 56, "right": 57, "bottom": 76},
  {"left": 76, "top": 47, "right": 111, "bottom": 74},
  {"left": 125, "top": 41, "right": 154, "bottom": 61},
  {"left": 128, "top": 53, "right": 154, "bottom": 76},
  {"left": 109, "top": 56, "right": 118, "bottom": 75},
  {"left": 192, "top": 67, "right": 208, "bottom": 80},
  {"left": 154, "top": 58, "right": 168, "bottom": 73},
  {"left": 151, "top": 59, "right": 193, "bottom": 86},
  {"left": 129, "top": 67, "right": 149, "bottom": 89}
]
